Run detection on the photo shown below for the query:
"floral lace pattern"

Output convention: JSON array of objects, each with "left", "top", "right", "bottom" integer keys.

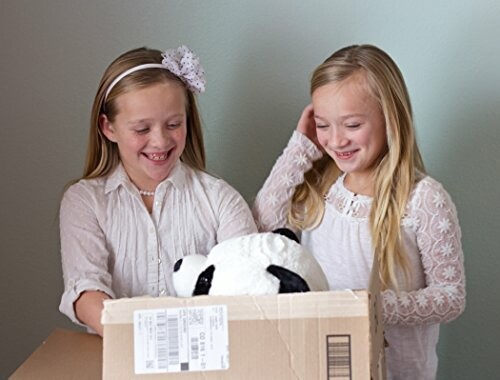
[
  {"left": 382, "top": 177, "right": 466, "bottom": 325},
  {"left": 253, "top": 131, "right": 465, "bottom": 326},
  {"left": 253, "top": 131, "right": 322, "bottom": 231},
  {"left": 324, "top": 174, "right": 372, "bottom": 219}
]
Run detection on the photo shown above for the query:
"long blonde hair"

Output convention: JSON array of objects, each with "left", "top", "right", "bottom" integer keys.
[
  {"left": 82, "top": 47, "right": 205, "bottom": 181},
  {"left": 290, "top": 45, "right": 425, "bottom": 289}
]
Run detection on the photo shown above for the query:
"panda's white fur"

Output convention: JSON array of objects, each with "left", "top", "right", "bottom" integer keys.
[{"left": 173, "top": 231, "right": 329, "bottom": 297}]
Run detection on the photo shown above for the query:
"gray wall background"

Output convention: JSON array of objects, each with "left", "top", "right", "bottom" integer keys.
[{"left": 1, "top": 1, "right": 499, "bottom": 378}]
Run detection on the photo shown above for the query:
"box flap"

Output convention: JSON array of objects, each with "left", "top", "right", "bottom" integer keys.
[
  {"left": 102, "top": 290, "right": 370, "bottom": 325},
  {"left": 9, "top": 329, "right": 102, "bottom": 380}
]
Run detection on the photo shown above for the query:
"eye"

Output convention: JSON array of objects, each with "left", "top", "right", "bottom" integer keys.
[
  {"left": 131, "top": 122, "right": 152, "bottom": 134},
  {"left": 135, "top": 127, "right": 150, "bottom": 134},
  {"left": 346, "top": 123, "right": 361, "bottom": 129},
  {"left": 167, "top": 122, "right": 182, "bottom": 130},
  {"left": 166, "top": 118, "right": 184, "bottom": 130},
  {"left": 315, "top": 124, "right": 329, "bottom": 130}
]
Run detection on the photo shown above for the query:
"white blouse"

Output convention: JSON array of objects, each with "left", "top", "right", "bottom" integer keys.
[
  {"left": 253, "top": 131, "right": 465, "bottom": 380},
  {"left": 59, "top": 161, "right": 257, "bottom": 325}
]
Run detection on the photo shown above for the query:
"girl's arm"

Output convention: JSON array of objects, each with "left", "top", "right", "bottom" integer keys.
[
  {"left": 253, "top": 106, "right": 323, "bottom": 231},
  {"left": 74, "top": 291, "right": 110, "bottom": 337},
  {"left": 382, "top": 178, "right": 466, "bottom": 325},
  {"left": 213, "top": 180, "right": 259, "bottom": 241},
  {"left": 59, "top": 184, "right": 115, "bottom": 333}
]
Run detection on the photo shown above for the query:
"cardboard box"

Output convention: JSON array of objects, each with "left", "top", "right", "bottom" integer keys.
[
  {"left": 9, "top": 328, "right": 102, "bottom": 380},
  {"left": 102, "top": 290, "right": 385, "bottom": 380}
]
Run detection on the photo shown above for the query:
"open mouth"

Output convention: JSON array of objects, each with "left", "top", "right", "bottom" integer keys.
[
  {"left": 335, "top": 150, "right": 357, "bottom": 159},
  {"left": 143, "top": 150, "right": 171, "bottom": 162}
]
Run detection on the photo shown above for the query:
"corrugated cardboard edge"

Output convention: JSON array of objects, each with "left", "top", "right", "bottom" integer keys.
[
  {"left": 101, "top": 291, "right": 370, "bottom": 325},
  {"left": 9, "top": 329, "right": 102, "bottom": 380},
  {"left": 368, "top": 255, "right": 387, "bottom": 380}
]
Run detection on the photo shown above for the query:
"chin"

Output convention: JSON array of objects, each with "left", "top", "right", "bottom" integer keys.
[{"left": 145, "top": 165, "right": 174, "bottom": 182}]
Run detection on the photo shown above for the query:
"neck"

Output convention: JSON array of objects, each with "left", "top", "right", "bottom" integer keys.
[{"left": 344, "top": 173, "right": 374, "bottom": 196}]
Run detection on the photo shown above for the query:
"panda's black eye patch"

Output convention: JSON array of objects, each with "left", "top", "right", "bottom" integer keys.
[
  {"left": 193, "top": 265, "right": 215, "bottom": 296},
  {"left": 173, "top": 258, "right": 183, "bottom": 272}
]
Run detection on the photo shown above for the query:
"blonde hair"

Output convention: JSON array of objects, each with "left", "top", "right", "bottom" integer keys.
[
  {"left": 82, "top": 47, "right": 205, "bottom": 180},
  {"left": 290, "top": 45, "right": 425, "bottom": 289}
]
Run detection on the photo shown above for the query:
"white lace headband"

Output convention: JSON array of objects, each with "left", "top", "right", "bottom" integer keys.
[{"left": 104, "top": 45, "right": 206, "bottom": 101}]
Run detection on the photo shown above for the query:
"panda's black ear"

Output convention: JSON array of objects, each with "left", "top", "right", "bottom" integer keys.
[
  {"left": 173, "top": 258, "right": 183, "bottom": 272},
  {"left": 267, "top": 265, "right": 310, "bottom": 293},
  {"left": 193, "top": 265, "right": 215, "bottom": 296},
  {"left": 272, "top": 228, "right": 300, "bottom": 244}
]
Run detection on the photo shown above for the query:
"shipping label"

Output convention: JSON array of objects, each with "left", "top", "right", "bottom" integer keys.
[{"left": 133, "top": 305, "right": 229, "bottom": 374}]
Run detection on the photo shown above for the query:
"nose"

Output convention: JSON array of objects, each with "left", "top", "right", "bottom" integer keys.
[
  {"left": 150, "top": 126, "right": 170, "bottom": 148},
  {"left": 325, "top": 126, "right": 348, "bottom": 149}
]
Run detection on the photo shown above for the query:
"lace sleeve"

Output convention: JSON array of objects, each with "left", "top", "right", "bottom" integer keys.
[
  {"left": 382, "top": 178, "right": 466, "bottom": 325},
  {"left": 252, "top": 131, "right": 323, "bottom": 231}
]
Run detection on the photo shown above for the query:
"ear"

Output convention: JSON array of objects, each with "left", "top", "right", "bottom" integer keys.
[
  {"left": 272, "top": 228, "right": 300, "bottom": 244},
  {"left": 99, "top": 114, "right": 117, "bottom": 143}
]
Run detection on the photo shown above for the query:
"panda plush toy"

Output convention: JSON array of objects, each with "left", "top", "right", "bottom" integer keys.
[{"left": 173, "top": 228, "right": 329, "bottom": 297}]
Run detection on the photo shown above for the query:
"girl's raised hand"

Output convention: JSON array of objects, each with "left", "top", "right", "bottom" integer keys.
[{"left": 296, "top": 104, "right": 322, "bottom": 149}]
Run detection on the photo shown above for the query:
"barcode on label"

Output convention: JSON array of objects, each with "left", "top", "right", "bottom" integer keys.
[
  {"left": 156, "top": 312, "right": 168, "bottom": 370},
  {"left": 134, "top": 305, "right": 228, "bottom": 374},
  {"left": 326, "top": 335, "right": 351, "bottom": 380},
  {"left": 167, "top": 313, "right": 180, "bottom": 365},
  {"left": 189, "top": 309, "right": 204, "bottom": 326},
  {"left": 191, "top": 337, "right": 199, "bottom": 360}
]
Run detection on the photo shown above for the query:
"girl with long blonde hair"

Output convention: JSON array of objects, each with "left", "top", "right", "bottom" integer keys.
[{"left": 253, "top": 44, "right": 465, "bottom": 379}]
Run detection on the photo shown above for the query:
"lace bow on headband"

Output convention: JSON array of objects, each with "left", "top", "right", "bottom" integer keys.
[
  {"left": 161, "top": 45, "right": 206, "bottom": 94},
  {"left": 104, "top": 45, "right": 206, "bottom": 101}
]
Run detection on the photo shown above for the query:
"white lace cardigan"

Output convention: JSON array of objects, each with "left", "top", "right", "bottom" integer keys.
[{"left": 253, "top": 131, "right": 465, "bottom": 380}]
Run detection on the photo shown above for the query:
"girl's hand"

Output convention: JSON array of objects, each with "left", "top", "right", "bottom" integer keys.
[{"left": 296, "top": 104, "right": 322, "bottom": 149}]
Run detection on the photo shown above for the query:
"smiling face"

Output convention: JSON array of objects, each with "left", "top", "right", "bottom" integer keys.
[
  {"left": 100, "top": 81, "right": 187, "bottom": 191},
  {"left": 312, "top": 71, "right": 387, "bottom": 192}
]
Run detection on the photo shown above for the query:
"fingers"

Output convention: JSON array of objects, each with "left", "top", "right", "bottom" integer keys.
[
  {"left": 296, "top": 104, "right": 314, "bottom": 134},
  {"left": 296, "top": 104, "right": 321, "bottom": 149}
]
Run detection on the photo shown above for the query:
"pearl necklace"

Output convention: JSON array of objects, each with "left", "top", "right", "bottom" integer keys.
[{"left": 139, "top": 189, "right": 155, "bottom": 197}]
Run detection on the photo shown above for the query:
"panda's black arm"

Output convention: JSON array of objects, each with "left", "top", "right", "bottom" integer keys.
[{"left": 266, "top": 265, "right": 310, "bottom": 293}]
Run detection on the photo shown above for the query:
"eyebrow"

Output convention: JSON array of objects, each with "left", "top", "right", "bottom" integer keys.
[
  {"left": 314, "top": 113, "right": 367, "bottom": 122},
  {"left": 127, "top": 119, "right": 151, "bottom": 125},
  {"left": 126, "top": 114, "right": 185, "bottom": 125}
]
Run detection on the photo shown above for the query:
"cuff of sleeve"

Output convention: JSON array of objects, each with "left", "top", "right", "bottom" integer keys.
[
  {"left": 59, "top": 279, "right": 115, "bottom": 326},
  {"left": 290, "top": 131, "right": 323, "bottom": 160}
]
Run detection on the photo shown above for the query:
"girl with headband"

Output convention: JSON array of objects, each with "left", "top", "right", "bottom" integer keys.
[
  {"left": 59, "top": 46, "right": 257, "bottom": 336},
  {"left": 253, "top": 44, "right": 465, "bottom": 379}
]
